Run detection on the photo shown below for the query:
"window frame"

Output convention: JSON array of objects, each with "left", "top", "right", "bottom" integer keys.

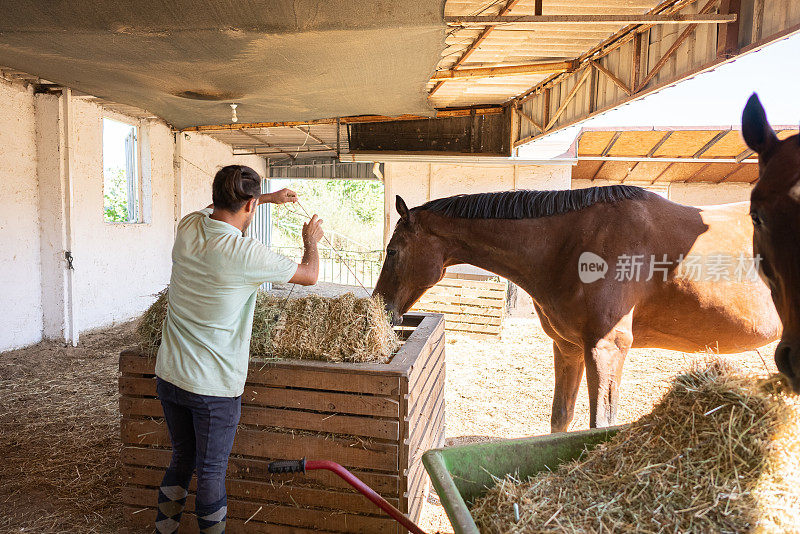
[{"left": 102, "top": 114, "right": 145, "bottom": 225}]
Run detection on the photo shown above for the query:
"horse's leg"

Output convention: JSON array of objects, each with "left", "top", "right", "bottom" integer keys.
[
  {"left": 584, "top": 311, "right": 634, "bottom": 428},
  {"left": 551, "top": 339, "right": 584, "bottom": 433}
]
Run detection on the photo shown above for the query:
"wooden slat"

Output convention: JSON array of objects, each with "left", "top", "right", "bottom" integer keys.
[
  {"left": 121, "top": 420, "right": 398, "bottom": 472},
  {"left": 407, "top": 342, "right": 445, "bottom": 415},
  {"left": 120, "top": 350, "right": 403, "bottom": 395},
  {"left": 123, "top": 489, "right": 397, "bottom": 533},
  {"left": 415, "top": 311, "right": 503, "bottom": 326},
  {"left": 123, "top": 506, "right": 336, "bottom": 534},
  {"left": 407, "top": 377, "right": 445, "bottom": 464},
  {"left": 122, "top": 447, "right": 401, "bottom": 496},
  {"left": 123, "top": 466, "right": 399, "bottom": 513},
  {"left": 411, "top": 302, "right": 503, "bottom": 317},
  {"left": 434, "top": 277, "right": 506, "bottom": 290},
  {"left": 406, "top": 328, "right": 444, "bottom": 390},
  {"left": 447, "top": 322, "right": 502, "bottom": 335},
  {"left": 120, "top": 397, "right": 399, "bottom": 441},
  {"left": 423, "top": 286, "right": 506, "bottom": 300},
  {"left": 119, "top": 377, "right": 400, "bottom": 418}
]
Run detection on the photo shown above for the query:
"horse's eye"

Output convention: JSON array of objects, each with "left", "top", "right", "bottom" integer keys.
[
  {"left": 386, "top": 249, "right": 397, "bottom": 257},
  {"left": 751, "top": 211, "right": 764, "bottom": 227}
]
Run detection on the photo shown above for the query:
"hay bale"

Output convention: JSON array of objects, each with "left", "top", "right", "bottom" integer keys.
[
  {"left": 137, "top": 288, "right": 398, "bottom": 363},
  {"left": 471, "top": 360, "right": 800, "bottom": 533}
]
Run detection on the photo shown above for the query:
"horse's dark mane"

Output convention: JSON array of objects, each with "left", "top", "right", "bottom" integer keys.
[{"left": 413, "top": 185, "right": 648, "bottom": 220}]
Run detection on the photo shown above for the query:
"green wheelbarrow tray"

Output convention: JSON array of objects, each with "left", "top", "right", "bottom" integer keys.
[{"left": 422, "top": 426, "right": 625, "bottom": 534}]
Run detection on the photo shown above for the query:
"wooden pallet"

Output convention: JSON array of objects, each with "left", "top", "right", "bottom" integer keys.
[
  {"left": 411, "top": 275, "right": 507, "bottom": 337},
  {"left": 119, "top": 312, "right": 445, "bottom": 534}
]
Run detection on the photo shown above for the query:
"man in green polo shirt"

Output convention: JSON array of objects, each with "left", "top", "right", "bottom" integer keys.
[{"left": 154, "top": 165, "right": 323, "bottom": 533}]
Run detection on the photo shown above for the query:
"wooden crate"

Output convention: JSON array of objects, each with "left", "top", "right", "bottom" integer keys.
[
  {"left": 119, "top": 312, "right": 445, "bottom": 534},
  {"left": 411, "top": 274, "right": 507, "bottom": 337}
]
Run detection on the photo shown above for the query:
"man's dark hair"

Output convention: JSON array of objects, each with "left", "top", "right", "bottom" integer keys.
[{"left": 212, "top": 165, "right": 262, "bottom": 212}]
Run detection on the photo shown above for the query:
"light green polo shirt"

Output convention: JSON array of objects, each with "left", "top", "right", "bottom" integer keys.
[{"left": 155, "top": 208, "right": 297, "bottom": 397}]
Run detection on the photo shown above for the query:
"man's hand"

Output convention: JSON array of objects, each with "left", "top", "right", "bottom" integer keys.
[
  {"left": 302, "top": 214, "right": 324, "bottom": 245},
  {"left": 261, "top": 188, "right": 298, "bottom": 205},
  {"left": 290, "top": 214, "right": 324, "bottom": 286}
]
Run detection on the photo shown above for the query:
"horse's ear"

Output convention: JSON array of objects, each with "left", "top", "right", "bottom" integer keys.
[
  {"left": 742, "top": 93, "right": 778, "bottom": 156},
  {"left": 396, "top": 195, "right": 410, "bottom": 221}
]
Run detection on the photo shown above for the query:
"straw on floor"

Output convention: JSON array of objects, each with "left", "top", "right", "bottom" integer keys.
[
  {"left": 471, "top": 360, "right": 800, "bottom": 533},
  {"left": 137, "top": 288, "right": 399, "bottom": 363}
]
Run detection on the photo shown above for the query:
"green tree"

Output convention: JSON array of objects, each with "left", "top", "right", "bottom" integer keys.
[
  {"left": 104, "top": 167, "right": 129, "bottom": 222},
  {"left": 271, "top": 179, "right": 383, "bottom": 251}
]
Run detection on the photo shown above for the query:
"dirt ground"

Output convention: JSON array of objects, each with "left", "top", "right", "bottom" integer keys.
[{"left": 0, "top": 290, "right": 779, "bottom": 533}]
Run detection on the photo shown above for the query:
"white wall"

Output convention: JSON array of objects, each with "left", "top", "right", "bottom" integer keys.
[
  {"left": 176, "top": 131, "right": 267, "bottom": 219},
  {"left": 0, "top": 79, "right": 43, "bottom": 350},
  {"left": 571, "top": 179, "right": 753, "bottom": 206},
  {"left": 667, "top": 182, "right": 752, "bottom": 205},
  {"left": 0, "top": 84, "right": 269, "bottom": 351},
  {"left": 383, "top": 162, "right": 572, "bottom": 244}
]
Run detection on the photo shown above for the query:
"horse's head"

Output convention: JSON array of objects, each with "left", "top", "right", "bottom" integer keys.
[
  {"left": 373, "top": 196, "right": 447, "bottom": 325},
  {"left": 743, "top": 93, "right": 800, "bottom": 392}
]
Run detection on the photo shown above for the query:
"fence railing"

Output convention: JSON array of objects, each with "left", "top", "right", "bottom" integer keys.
[{"left": 269, "top": 246, "right": 384, "bottom": 288}]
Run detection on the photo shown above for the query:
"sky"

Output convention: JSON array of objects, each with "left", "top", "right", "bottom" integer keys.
[
  {"left": 103, "top": 117, "right": 136, "bottom": 172},
  {"left": 517, "top": 32, "right": 800, "bottom": 159}
]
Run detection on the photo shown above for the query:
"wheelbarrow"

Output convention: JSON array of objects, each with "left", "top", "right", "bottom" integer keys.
[{"left": 268, "top": 458, "right": 427, "bottom": 534}]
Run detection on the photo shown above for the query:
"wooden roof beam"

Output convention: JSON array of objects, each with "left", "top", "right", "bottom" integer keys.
[
  {"left": 429, "top": 0, "right": 523, "bottom": 96},
  {"left": 238, "top": 130, "right": 296, "bottom": 160},
  {"left": 431, "top": 60, "right": 575, "bottom": 81},
  {"left": 590, "top": 60, "right": 631, "bottom": 95},
  {"left": 293, "top": 125, "right": 334, "bottom": 150},
  {"left": 446, "top": 14, "right": 737, "bottom": 25},
  {"left": 692, "top": 130, "right": 729, "bottom": 158},
  {"left": 636, "top": 0, "right": 719, "bottom": 91},
  {"left": 545, "top": 67, "right": 592, "bottom": 131}
]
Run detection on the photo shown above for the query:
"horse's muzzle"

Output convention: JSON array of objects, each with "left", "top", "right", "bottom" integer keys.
[{"left": 775, "top": 340, "right": 800, "bottom": 394}]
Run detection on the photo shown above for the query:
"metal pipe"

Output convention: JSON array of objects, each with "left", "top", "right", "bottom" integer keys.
[{"left": 304, "top": 460, "right": 427, "bottom": 534}]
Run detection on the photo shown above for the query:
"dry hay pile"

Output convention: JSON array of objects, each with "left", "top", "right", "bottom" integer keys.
[
  {"left": 138, "top": 288, "right": 398, "bottom": 363},
  {"left": 472, "top": 360, "right": 800, "bottom": 533}
]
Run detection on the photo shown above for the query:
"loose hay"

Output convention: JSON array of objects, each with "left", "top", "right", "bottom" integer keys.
[
  {"left": 471, "top": 360, "right": 800, "bottom": 533},
  {"left": 137, "top": 288, "right": 399, "bottom": 363}
]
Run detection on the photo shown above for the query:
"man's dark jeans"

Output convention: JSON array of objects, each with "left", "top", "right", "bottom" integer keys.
[{"left": 154, "top": 377, "right": 241, "bottom": 534}]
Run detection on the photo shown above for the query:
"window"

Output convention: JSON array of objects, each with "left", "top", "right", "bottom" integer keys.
[{"left": 103, "top": 118, "right": 141, "bottom": 223}]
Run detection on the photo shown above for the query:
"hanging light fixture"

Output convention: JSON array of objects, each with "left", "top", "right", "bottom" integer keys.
[{"left": 230, "top": 103, "right": 239, "bottom": 123}]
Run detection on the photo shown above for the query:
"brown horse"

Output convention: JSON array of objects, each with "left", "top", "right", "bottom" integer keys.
[
  {"left": 373, "top": 187, "right": 781, "bottom": 430},
  {"left": 743, "top": 93, "right": 800, "bottom": 393}
]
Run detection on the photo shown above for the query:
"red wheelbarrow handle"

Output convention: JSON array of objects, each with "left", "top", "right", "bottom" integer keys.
[{"left": 268, "top": 458, "right": 427, "bottom": 534}]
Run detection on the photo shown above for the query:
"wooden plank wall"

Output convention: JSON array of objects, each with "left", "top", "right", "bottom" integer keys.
[
  {"left": 119, "top": 313, "right": 446, "bottom": 534},
  {"left": 411, "top": 274, "right": 507, "bottom": 337}
]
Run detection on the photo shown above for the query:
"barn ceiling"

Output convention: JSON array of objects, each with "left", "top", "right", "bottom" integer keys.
[
  {"left": 572, "top": 126, "right": 800, "bottom": 184},
  {"left": 0, "top": 0, "right": 447, "bottom": 129}
]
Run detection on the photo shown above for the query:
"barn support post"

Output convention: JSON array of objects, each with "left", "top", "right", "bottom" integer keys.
[{"left": 35, "top": 87, "right": 78, "bottom": 345}]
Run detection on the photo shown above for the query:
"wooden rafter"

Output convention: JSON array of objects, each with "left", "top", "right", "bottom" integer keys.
[
  {"left": 446, "top": 14, "right": 737, "bottom": 25},
  {"left": 600, "top": 131, "right": 623, "bottom": 157},
  {"left": 429, "top": 0, "right": 522, "bottom": 96},
  {"left": 180, "top": 107, "right": 504, "bottom": 132},
  {"left": 432, "top": 60, "right": 574, "bottom": 81},
  {"left": 714, "top": 164, "right": 746, "bottom": 184},
  {"left": 650, "top": 162, "right": 674, "bottom": 184},
  {"left": 293, "top": 125, "right": 333, "bottom": 150},
  {"left": 684, "top": 162, "right": 713, "bottom": 182},
  {"left": 238, "top": 130, "right": 297, "bottom": 160},
  {"left": 692, "top": 131, "right": 729, "bottom": 158},
  {"left": 515, "top": 105, "right": 542, "bottom": 132},
  {"left": 590, "top": 60, "right": 631, "bottom": 95},
  {"left": 635, "top": 0, "right": 719, "bottom": 91},
  {"left": 545, "top": 67, "right": 592, "bottom": 131},
  {"left": 647, "top": 131, "right": 673, "bottom": 157}
]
